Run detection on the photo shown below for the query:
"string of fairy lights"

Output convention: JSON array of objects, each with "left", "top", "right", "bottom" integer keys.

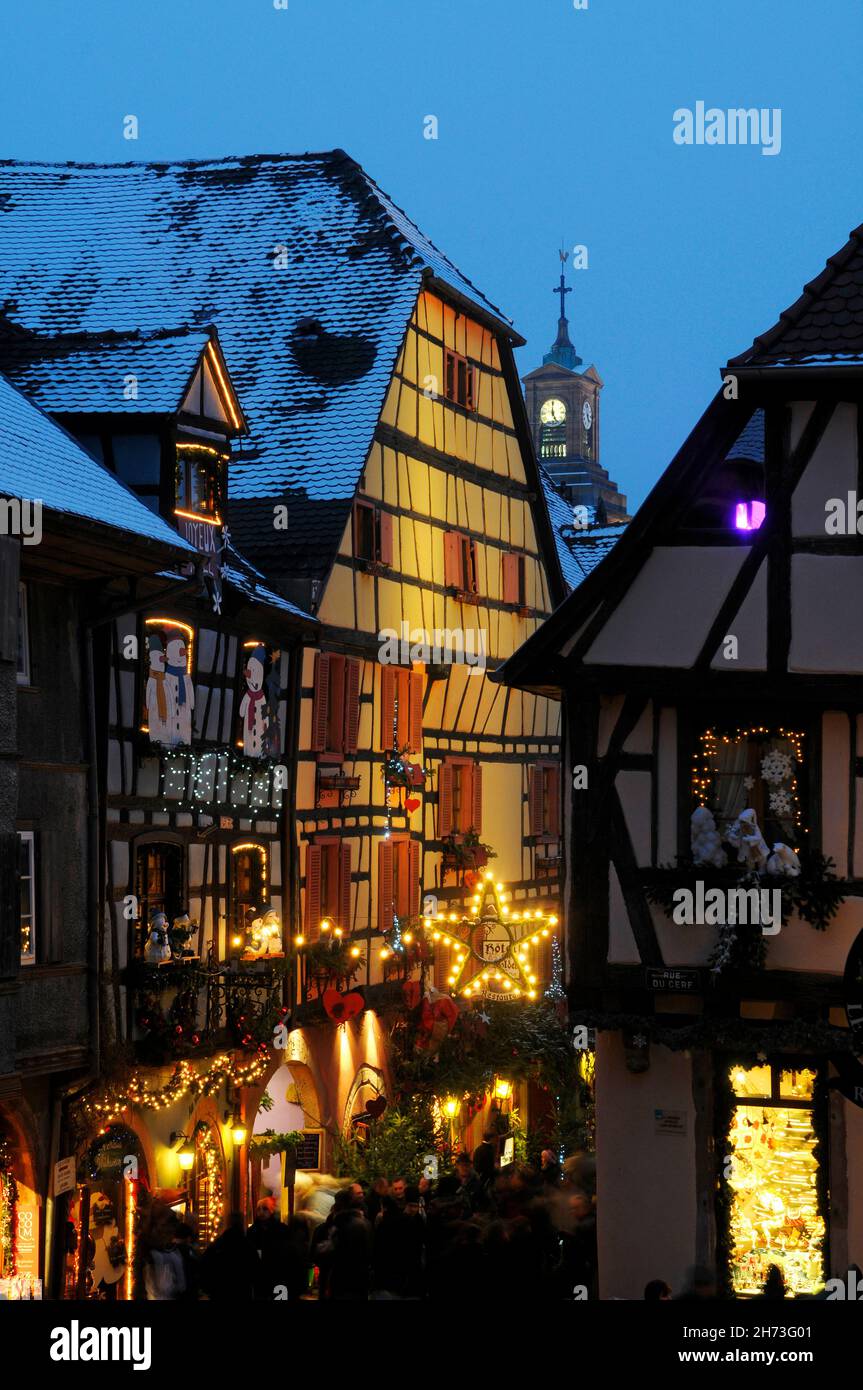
[
  {"left": 421, "top": 873, "right": 558, "bottom": 999},
  {"left": 692, "top": 726, "right": 805, "bottom": 835},
  {"left": 79, "top": 1051, "right": 271, "bottom": 1124}
]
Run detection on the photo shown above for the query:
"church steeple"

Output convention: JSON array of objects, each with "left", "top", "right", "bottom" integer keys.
[{"left": 543, "top": 251, "right": 582, "bottom": 370}]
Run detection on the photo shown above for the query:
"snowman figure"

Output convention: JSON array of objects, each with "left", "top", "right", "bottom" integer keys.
[
  {"left": 239, "top": 645, "right": 269, "bottom": 758},
  {"left": 164, "top": 635, "right": 194, "bottom": 747},
  {"left": 145, "top": 634, "right": 172, "bottom": 746},
  {"left": 144, "top": 912, "right": 172, "bottom": 963}
]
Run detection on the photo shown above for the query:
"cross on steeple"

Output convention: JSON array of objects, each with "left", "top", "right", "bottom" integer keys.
[
  {"left": 553, "top": 248, "right": 572, "bottom": 321},
  {"left": 542, "top": 249, "right": 582, "bottom": 370}
]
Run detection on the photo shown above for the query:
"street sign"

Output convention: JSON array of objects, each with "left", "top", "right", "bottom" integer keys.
[
  {"left": 53, "top": 1157, "right": 77, "bottom": 1196},
  {"left": 646, "top": 967, "right": 700, "bottom": 993}
]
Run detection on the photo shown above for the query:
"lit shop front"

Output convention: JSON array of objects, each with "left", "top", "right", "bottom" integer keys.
[
  {"left": 63, "top": 1126, "right": 148, "bottom": 1301},
  {"left": 0, "top": 1126, "right": 41, "bottom": 1300},
  {"left": 721, "top": 1062, "right": 826, "bottom": 1297}
]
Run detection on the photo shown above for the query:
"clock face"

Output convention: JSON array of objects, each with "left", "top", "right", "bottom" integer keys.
[
  {"left": 540, "top": 397, "right": 566, "bottom": 426},
  {"left": 582, "top": 398, "right": 593, "bottom": 430}
]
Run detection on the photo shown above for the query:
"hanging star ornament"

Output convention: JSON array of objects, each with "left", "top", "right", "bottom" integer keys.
[{"left": 422, "top": 875, "right": 558, "bottom": 1003}]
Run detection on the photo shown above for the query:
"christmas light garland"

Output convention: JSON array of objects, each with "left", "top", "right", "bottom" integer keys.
[{"left": 78, "top": 1050, "right": 270, "bottom": 1124}]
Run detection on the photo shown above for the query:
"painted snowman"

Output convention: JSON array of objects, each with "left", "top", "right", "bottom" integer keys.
[
  {"left": 239, "top": 645, "right": 269, "bottom": 758},
  {"left": 145, "top": 634, "right": 172, "bottom": 746},
  {"left": 164, "top": 635, "right": 194, "bottom": 747},
  {"left": 144, "top": 912, "right": 172, "bottom": 963}
]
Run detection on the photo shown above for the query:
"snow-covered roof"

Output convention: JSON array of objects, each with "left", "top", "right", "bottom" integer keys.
[
  {"left": 0, "top": 326, "right": 212, "bottom": 415},
  {"left": 0, "top": 368, "right": 194, "bottom": 550},
  {"left": 0, "top": 152, "right": 513, "bottom": 580}
]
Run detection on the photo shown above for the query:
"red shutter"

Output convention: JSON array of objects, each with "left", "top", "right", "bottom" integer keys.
[
  {"left": 407, "top": 839, "right": 421, "bottom": 917},
  {"left": 438, "top": 762, "right": 454, "bottom": 837},
  {"left": 547, "top": 765, "right": 561, "bottom": 837},
  {"left": 529, "top": 765, "right": 545, "bottom": 836},
  {"left": 444, "top": 531, "right": 461, "bottom": 589},
  {"left": 395, "top": 669, "right": 410, "bottom": 750},
  {"left": 466, "top": 364, "right": 476, "bottom": 412},
  {"left": 343, "top": 659, "right": 361, "bottom": 754},
  {"left": 434, "top": 935, "right": 452, "bottom": 991},
  {"left": 311, "top": 653, "right": 331, "bottom": 752},
  {"left": 503, "top": 552, "right": 520, "bottom": 606},
  {"left": 408, "top": 670, "right": 423, "bottom": 754},
  {"left": 467, "top": 539, "right": 478, "bottom": 593},
  {"left": 305, "top": 844, "right": 322, "bottom": 939},
  {"left": 378, "top": 510, "right": 393, "bottom": 566},
  {"left": 381, "top": 666, "right": 396, "bottom": 750},
  {"left": 470, "top": 762, "right": 483, "bottom": 834},
  {"left": 328, "top": 654, "right": 346, "bottom": 753},
  {"left": 339, "top": 842, "right": 353, "bottom": 933},
  {"left": 378, "top": 840, "right": 394, "bottom": 934}
]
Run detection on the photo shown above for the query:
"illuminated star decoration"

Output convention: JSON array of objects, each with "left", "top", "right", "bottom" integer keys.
[{"left": 422, "top": 873, "right": 558, "bottom": 1002}]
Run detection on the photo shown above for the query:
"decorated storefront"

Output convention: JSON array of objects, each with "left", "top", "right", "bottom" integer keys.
[
  {"left": 0, "top": 1124, "right": 41, "bottom": 1300},
  {"left": 62, "top": 1124, "right": 148, "bottom": 1301}
]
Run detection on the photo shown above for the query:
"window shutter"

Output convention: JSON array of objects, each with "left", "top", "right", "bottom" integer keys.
[
  {"left": 343, "top": 659, "right": 361, "bottom": 754},
  {"left": 502, "top": 552, "right": 520, "bottom": 606},
  {"left": 438, "top": 762, "right": 454, "bottom": 837},
  {"left": 312, "top": 653, "right": 331, "bottom": 752},
  {"left": 444, "top": 531, "right": 461, "bottom": 589},
  {"left": 381, "top": 666, "right": 396, "bottom": 750},
  {"left": 466, "top": 364, "right": 476, "bottom": 412},
  {"left": 305, "top": 844, "right": 322, "bottom": 940},
  {"left": 328, "top": 654, "right": 346, "bottom": 753},
  {"left": 466, "top": 539, "right": 478, "bottom": 594},
  {"left": 339, "top": 842, "right": 353, "bottom": 933},
  {"left": 434, "top": 935, "right": 452, "bottom": 992},
  {"left": 529, "top": 765, "right": 545, "bottom": 836},
  {"left": 407, "top": 839, "right": 421, "bottom": 917},
  {"left": 547, "top": 765, "right": 561, "bottom": 836},
  {"left": 408, "top": 670, "right": 424, "bottom": 754},
  {"left": 378, "top": 840, "right": 395, "bottom": 934},
  {"left": 470, "top": 762, "right": 483, "bottom": 834},
  {"left": 378, "top": 510, "right": 394, "bottom": 566},
  {"left": 0, "top": 832, "right": 19, "bottom": 978}
]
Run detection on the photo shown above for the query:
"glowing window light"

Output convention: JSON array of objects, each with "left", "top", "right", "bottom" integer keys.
[{"left": 734, "top": 500, "right": 766, "bottom": 531}]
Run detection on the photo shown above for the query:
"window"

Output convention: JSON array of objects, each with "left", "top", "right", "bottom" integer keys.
[
  {"left": 174, "top": 442, "right": 225, "bottom": 521},
  {"left": 529, "top": 762, "right": 561, "bottom": 839},
  {"left": 378, "top": 836, "right": 420, "bottom": 932},
  {"left": 444, "top": 350, "right": 476, "bottom": 411},
  {"left": 438, "top": 757, "right": 482, "bottom": 837},
  {"left": 18, "top": 830, "right": 35, "bottom": 964},
  {"left": 231, "top": 844, "right": 267, "bottom": 937},
  {"left": 353, "top": 501, "right": 393, "bottom": 567},
  {"left": 135, "top": 842, "right": 185, "bottom": 954},
  {"left": 693, "top": 726, "right": 804, "bottom": 847},
  {"left": 444, "top": 530, "right": 479, "bottom": 597},
  {"left": 311, "top": 653, "right": 361, "bottom": 757},
  {"left": 304, "top": 839, "right": 352, "bottom": 939},
  {"left": 380, "top": 666, "right": 423, "bottom": 753},
  {"left": 502, "top": 552, "right": 528, "bottom": 610},
  {"left": 17, "top": 583, "right": 30, "bottom": 686},
  {"left": 539, "top": 423, "right": 567, "bottom": 459}
]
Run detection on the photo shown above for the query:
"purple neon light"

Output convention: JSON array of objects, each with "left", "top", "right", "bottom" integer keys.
[{"left": 734, "top": 500, "right": 766, "bottom": 531}]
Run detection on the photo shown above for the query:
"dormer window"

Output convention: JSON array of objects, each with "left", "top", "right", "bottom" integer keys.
[{"left": 175, "top": 441, "right": 225, "bottom": 523}]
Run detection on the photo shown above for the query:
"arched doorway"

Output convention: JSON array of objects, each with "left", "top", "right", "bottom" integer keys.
[
  {"left": 248, "top": 1055, "right": 325, "bottom": 1218},
  {"left": 64, "top": 1123, "right": 149, "bottom": 1301}
]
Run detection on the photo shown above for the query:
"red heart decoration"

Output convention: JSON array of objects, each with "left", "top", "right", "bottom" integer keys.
[
  {"left": 366, "top": 1096, "right": 388, "bottom": 1119},
  {"left": 432, "top": 996, "right": 458, "bottom": 1029},
  {"left": 322, "top": 988, "right": 365, "bottom": 1023},
  {"left": 405, "top": 797, "right": 421, "bottom": 814}
]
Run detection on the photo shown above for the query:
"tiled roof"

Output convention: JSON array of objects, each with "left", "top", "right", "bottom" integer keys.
[
  {"left": 0, "top": 326, "right": 211, "bottom": 414},
  {"left": 726, "top": 407, "right": 764, "bottom": 463},
  {"left": 730, "top": 222, "right": 863, "bottom": 368},
  {"left": 539, "top": 464, "right": 625, "bottom": 591},
  {"left": 0, "top": 369, "right": 194, "bottom": 550},
  {"left": 0, "top": 152, "right": 512, "bottom": 580}
]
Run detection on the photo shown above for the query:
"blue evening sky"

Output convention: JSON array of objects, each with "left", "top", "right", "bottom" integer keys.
[{"left": 2, "top": 0, "right": 861, "bottom": 509}]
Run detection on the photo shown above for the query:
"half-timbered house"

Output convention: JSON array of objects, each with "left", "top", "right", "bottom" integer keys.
[
  {"left": 0, "top": 154, "right": 567, "bottom": 1157},
  {"left": 499, "top": 222, "right": 863, "bottom": 1299}
]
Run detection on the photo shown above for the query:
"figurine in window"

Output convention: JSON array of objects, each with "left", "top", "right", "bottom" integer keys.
[
  {"left": 164, "top": 635, "right": 194, "bottom": 747},
  {"left": 240, "top": 645, "right": 269, "bottom": 758},
  {"left": 169, "top": 911, "right": 197, "bottom": 958},
  {"left": 145, "top": 634, "right": 171, "bottom": 746},
  {"left": 145, "top": 912, "right": 172, "bottom": 963}
]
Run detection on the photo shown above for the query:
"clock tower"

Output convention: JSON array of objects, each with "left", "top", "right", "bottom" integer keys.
[{"left": 523, "top": 254, "right": 629, "bottom": 523}]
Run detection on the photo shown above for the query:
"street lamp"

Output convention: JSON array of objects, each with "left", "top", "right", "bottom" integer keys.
[{"left": 230, "top": 1115, "right": 247, "bottom": 1147}]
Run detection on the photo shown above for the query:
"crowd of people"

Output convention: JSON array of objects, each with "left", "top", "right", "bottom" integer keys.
[{"left": 134, "top": 1137, "right": 598, "bottom": 1301}]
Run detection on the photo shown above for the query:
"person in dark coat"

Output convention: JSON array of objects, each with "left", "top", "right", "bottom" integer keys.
[
  {"left": 540, "top": 1149, "right": 562, "bottom": 1187},
  {"left": 198, "top": 1213, "right": 255, "bottom": 1300},
  {"left": 324, "top": 1190, "right": 373, "bottom": 1300},
  {"left": 246, "top": 1197, "right": 296, "bottom": 1301}
]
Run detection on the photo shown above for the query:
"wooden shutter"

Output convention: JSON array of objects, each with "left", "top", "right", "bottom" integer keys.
[
  {"left": 304, "top": 843, "right": 322, "bottom": 940},
  {"left": 407, "top": 839, "right": 421, "bottom": 917},
  {"left": 502, "top": 552, "right": 520, "bottom": 606},
  {"left": 465, "top": 364, "right": 476, "bottom": 412},
  {"left": 381, "top": 666, "right": 396, "bottom": 750},
  {"left": 438, "top": 762, "right": 454, "bottom": 837},
  {"left": 311, "top": 653, "right": 331, "bottom": 752},
  {"left": 343, "top": 659, "right": 361, "bottom": 754},
  {"left": 339, "top": 842, "right": 353, "bottom": 933},
  {"left": 408, "top": 670, "right": 423, "bottom": 754},
  {"left": 547, "top": 764, "right": 561, "bottom": 837},
  {"left": 378, "top": 840, "right": 394, "bottom": 934},
  {"left": 470, "top": 762, "right": 483, "bottom": 834},
  {"left": 444, "top": 531, "right": 461, "bottom": 589},
  {"left": 434, "top": 935, "right": 452, "bottom": 991},
  {"left": 466, "top": 539, "right": 478, "bottom": 593},
  {"left": 328, "top": 655, "right": 346, "bottom": 753},
  {"left": 378, "top": 510, "right": 394, "bottom": 566},
  {"left": 529, "top": 765, "right": 545, "bottom": 836}
]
